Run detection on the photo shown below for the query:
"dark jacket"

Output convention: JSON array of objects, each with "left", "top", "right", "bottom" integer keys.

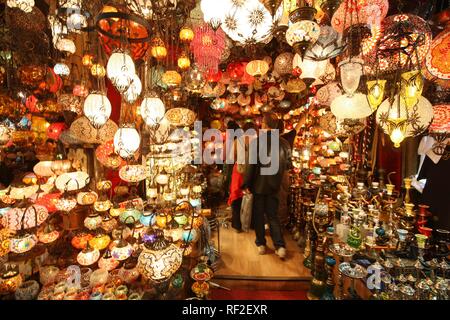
[{"left": 242, "top": 131, "right": 291, "bottom": 195}]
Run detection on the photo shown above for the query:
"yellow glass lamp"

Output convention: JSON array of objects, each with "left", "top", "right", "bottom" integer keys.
[
  {"left": 366, "top": 79, "right": 386, "bottom": 111},
  {"left": 151, "top": 37, "right": 167, "bottom": 60},
  {"left": 177, "top": 53, "right": 191, "bottom": 70},
  {"left": 179, "top": 26, "right": 194, "bottom": 42},
  {"left": 400, "top": 70, "right": 424, "bottom": 108},
  {"left": 386, "top": 117, "right": 408, "bottom": 148},
  {"left": 91, "top": 64, "right": 106, "bottom": 78},
  {"left": 246, "top": 60, "right": 269, "bottom": 78},
  {"left": 89, "top": 233, "right": 111, "bottom": 251}
]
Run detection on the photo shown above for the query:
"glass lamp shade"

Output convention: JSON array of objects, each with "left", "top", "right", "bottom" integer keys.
[
  {"left": 140, "top": 212, "right": 156, "bottom": 226},
  {"left": 98, "top": 250, "right": 120, "bottom": 271},
  {"left": 77, "top": 246, "right": 100, "bottom": 266},
  {"left": 179, "top": 26, "right": 194, "bottom": 42},
  {"left": 293, "top": 54, "right": 328, "bottom": 82},
  {"left": 387, "top": 118, "right": 408, "bottom": 148},
  {"left": 89, "top": 234, "right": 111, "bottom": 251},
  {"left": 180, "top": 186, "right": 190, "bottom": 197},
  {"left": 164, "top": 225, "right": 183, "bottom": 242},
  {"left": 9, "top": 185, "right": 39, "bottom": 200},
  {"left": 71, "top": 232, "right": 93, "bottom": 250},
  {"left": 84, "top": 214, "right": 103, "bottom": 231},
  {"left": 110, "top": 240, "right": 133, "bottom": 261},
  {"left": 55, "top": 38, "right": 76, "bottom": 54},
  {"left": 366, "top": 79, "right": 386, "bottom": 110},
  {"left": 9, "top": 234, "right": 37, "bottom": 254},
  {"left": 155, "top": 172, "right": 169, "bottom": 185},
  {"left": 400, "top": 70, "right": 424, "bottom": 108},
  {"left": 51, "top": 159, "right": 72, "bottom": 175},
  {"left": 425, "top": 28, "right": 450, "bottom": 80},
  {"left": 58, "top": 93, "right": 82, "bottom": 114},
  {"left": 137, "top": 231, "right": 183, "bottom": 281},
  {"left": 101, "top": 216, "right": 118, "bottom": 233},
  {"left": 150, "top": 37, "right": 167, "bottom": 60},
  {"left": 339, "top": 58, "right": 364, "bottom": 96},
  {"left": 182, "top": 226, "right": 199, "bottom": 243},
  {"left": 185, "top": 67, "right": 206, "bottom": 93},
  {"left": 274, "top": 52, "right": 294, "bottom": 76},
  {"left": 53, "top": 63, "right": 70, "bottom": 76},
  {"left": 365, "top": 14, "right": 431, "bottom": 74},
  {"left": 177, "top": 54, "right": 191, "bottom": 70},
  {"left": 376, "top": 96, "right": 433, "bottom": 138},
  {"left": 316, "top": 81, "right": 342, "bottom": 106},
  {"left": 221, "top": 0, "right": 282, "bottom": 45},
  {"left": 123, "top": 74, "right": 142, "bottom": 104},
  {"left": 107, "top": 51, "right": 136, "bottom": 92},
  {"left": 331, "top": 93, "right": 373, "bottom": 119},
  {"left": 77, "top": 191, "right": 98, "bottom": 206},
  {"left": 162, "top": 70, "right": 182, "bottom": 87},
  {"left": 94, "top": 200, "right": 112, "bottom": 212},
  {"left": 331, "top": 0, "right": 389, "bottom": 33},
  {"left": 190, "top": 23, "right": 226, "bottom": 74},
  {"left": 286, "top": 20, "right": 321, "bottom": 53},
  {"left": 200, "top": 0, "right": 232, "bottom": 28},
  {"left": 91, "top": 64, "right": 106, "bottom": 78},
  {"left": 155, "top": 213, "right": 171, "bottom": 229},
  {"left": 246, "top": 60, "right": 269, "bottom": 77},
  {"left": 189, "top": 213, "right": 204, "bottom": 229},
  {"left": 305, "top": 25, "right": 345, "bottom": 61},
  {"left": 429, "top": 105, "right": 450, "bottom": 133},
  {"left": 140, "top": 94, "right": 165, "bottom": 127},
  {"left": 114, "top": 126, "right": 140, "bottom": 159},
  {"left": 83, "top": 93, "right": 112, "bottom": 129},
  {"left": 55, "top": 171, "right": 90, "bottom": 192},
  {"left": 147, "top": 187, "right": 158, "bottom": 199},
  {"left": 119, "top": 208, "right": 142, "bottom": 225},
  {"left": 4, "top": 205, "right": 48, "bottom": 231}
]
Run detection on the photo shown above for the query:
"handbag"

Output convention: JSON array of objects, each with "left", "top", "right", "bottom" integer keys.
[{"left": 240, "top": 193, "right": 253, "bottom": 232}]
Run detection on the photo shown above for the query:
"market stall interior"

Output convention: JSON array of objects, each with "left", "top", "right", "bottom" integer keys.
[{"left": 0, "top": 0, "right": 449, "bottom": 300}]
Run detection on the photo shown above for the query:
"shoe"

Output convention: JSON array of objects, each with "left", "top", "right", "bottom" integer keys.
[
  {"left": 257, "top": 246, "right": 266, "bottom": 255},
  {"left": 233, "top": 228, "right": 243, "bottom": 233},
  {"left": 276, "top": 247, "right": 286, "bottom": 260}
]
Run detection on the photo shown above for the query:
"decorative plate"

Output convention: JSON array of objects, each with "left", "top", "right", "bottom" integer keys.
[
  {"left": 70, "top": 117, "right": 118, "bottom": 144},
  {"left": 165, "top": 108, "right": 196, "bottom": 127}
]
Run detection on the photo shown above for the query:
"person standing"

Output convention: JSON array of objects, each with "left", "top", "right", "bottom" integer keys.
[
  {"left": 242, "top": 114, "right": 291, "bottom": 259},
  {"left": 222, "top": 120, "right": 240, "bottom": 200},
  {"left": 227, "top": 122, "right": 257, "bottom": 233}
]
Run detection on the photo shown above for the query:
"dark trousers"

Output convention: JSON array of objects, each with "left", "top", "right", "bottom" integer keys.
[
  {"left": 252, "top": 193, "right": 286, "bottom": 249},
  {"left": 231, "top": 198, "right": 242, "bottom": 231}
]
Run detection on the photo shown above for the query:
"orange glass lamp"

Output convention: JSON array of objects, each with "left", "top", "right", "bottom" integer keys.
[
  {"left": 151, "top": 37, "right": 167, "bottom": 60},
  {"left": 179, "top": 26, "right": 194, "bottom": 42}
]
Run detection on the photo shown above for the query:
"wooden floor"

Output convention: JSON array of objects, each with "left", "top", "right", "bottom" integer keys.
[{"left": 212, "top": 224, "right": 312, "bottom": 279}]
